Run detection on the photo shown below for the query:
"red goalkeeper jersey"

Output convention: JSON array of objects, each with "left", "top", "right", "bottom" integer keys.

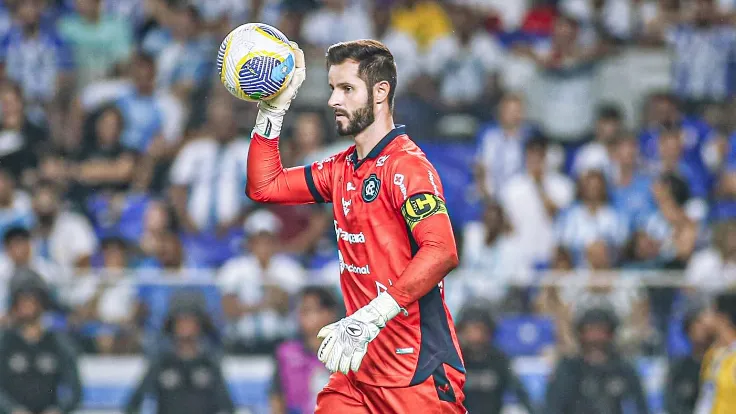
[{"left": 247, "top": 125, "right": 465, "bottom": 388}]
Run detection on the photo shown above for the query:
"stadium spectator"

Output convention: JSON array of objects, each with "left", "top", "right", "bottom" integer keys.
[
  {"left": 516, "top": 14, "right": 608, "bottom": 143},
  {"left": 544, "top": 307, "right": 649, "bottom": 414},
  {"left": 219, "top": 210, "right": 305, "bottom": 353},
  {"left": 66, "top": 105, "right": 136, "bottom": 203},
  {"left": 0, "top": 0, "right": 74, "bottom": 119},
  {"left": 72, "top": 236, "right": 139, "bottom": 354},
  {"left": 661, "top": 0, "right": 736, "bottom": 109},
  {"left": 686, "top": 220, "right": 736, "bottom": 296},
  {"left": 369, "top": 1, "right": 420, "bottom": 97},
  {"left": 0, "top": 226, "right": 64, "bottom": 325},
  {"left": 115, "top": 52, "right": 185, "bottom": 190},
  {"left": 665, "top": 304, "right": 712, "bottom": 414},
  {"left": 572, "top": 104, "right": 625, "bottom": 178},
  {"left": 653, "top": 125, "right": 710, "bottom": 199},
  {"left": 609, "top": 133, "right": 656, "bottom": 229},
  {"left": 300, "top": 0, "right": 373, "bottom": 49},
  {"left": 501, "top": 137, "right": 574, "bottom": 266},
  {"left": 138, "top": 200, "right": 176, "bottom": 259},
  {"left": 0, "top": 269, "right": 82, "bottom": 414},
  {"left": 124, "top": 290, "right": 235, "bottom": 414},
  {"left": 475, "top": 93, "right": 535, "bottom": 198},
  {"left": 169, "top": 98, "right": 250, "bottom": 239},
  {"left": 560, "top": 0, "right": 635, "bottom": 42},
  {"left": 0, "top": 170, "right": 34, "bottom": 241},
  {"left": 0, "top": 81, "right": 48, "bottom": 186},
  {"left": 555, "top": 168, "right": 629, "bottom": 267},
  {"left": 146, "top": 3, "right": 212, "bottom": 102},
  {"left": 461, "top": 201, "right": 532, "bottom": 309},
  {"left": 270, "top": 286, "right": 338, "bottom": 414},
  {"left": 636, "top": 0, "right": 682, "bottom": 41},
  {"left": 390, "top": 0, "right": 452, "bottom": 51},
  {"left": 58, "top": 0, "right": 133, "bottom": 86},
  {"left": 30, "top": 180, "right": 98, "bottom": 270},
  {"left": 424, "top": 1, "right": 504, "bottom": 113},
  {"left": 456, "top": 300, "right": 536, "bottom": 414}
]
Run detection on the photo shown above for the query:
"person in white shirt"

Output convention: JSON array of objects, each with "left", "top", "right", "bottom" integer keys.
[
  {"left": 556, "top": 167, "right": 630, "bottom": 267},
  {"left": 30, "top": 180, "right": 98, "bottom": 271},
  {"left": 686, "top": 220, "right": 736, "bottom": 297},
  {"left": 218, "top": 210, "right": 306, "bottom": 352},
  {"left": 460, "top": 200, "right": 533, "bottom": 307},
  {"left": 475, "top": 93, "right": 535, "bottom": 198},
  {"left": 300, "top": 0, "right": 373, "bottom": 48},
  {"left": 501, "top": 137, "right": 575, "bottom": 266},
  {"left": 572, "top": 104, "right": 624, "bottom": 178},
  {"left": 169, "top": 98, "right": 250, "bottom": 235},
  {"left": 424, "top": 1, "right": 505, "bottom": 110}
]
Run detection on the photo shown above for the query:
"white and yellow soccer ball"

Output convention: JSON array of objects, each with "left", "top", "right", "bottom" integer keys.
[{"left": 217, "top": 23, "right": 296, "bottom": 102}]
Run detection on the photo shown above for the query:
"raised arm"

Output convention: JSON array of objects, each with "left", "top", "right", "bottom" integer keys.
[{"left": 245, "top": 44, "right": 332, "bottom": 205}]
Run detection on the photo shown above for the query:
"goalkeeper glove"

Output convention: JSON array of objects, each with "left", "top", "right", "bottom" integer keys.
[
  {"left": 254, "top": 41, "right": 306, "bottom": 139},
  {"left": 317, "top": 292, "right": 405, "bottom": 375}
]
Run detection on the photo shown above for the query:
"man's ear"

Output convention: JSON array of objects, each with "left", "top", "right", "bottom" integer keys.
[{"left": 373, "top": 80, "right": 390, "bottom": 106}]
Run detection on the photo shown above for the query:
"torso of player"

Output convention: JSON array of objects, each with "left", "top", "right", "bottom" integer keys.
[
  {"left": 697, "top": 343, "right": 736, "bottom": 414},
  {"left": 321, "top": 131, "right": 449, "bottom": 386}
]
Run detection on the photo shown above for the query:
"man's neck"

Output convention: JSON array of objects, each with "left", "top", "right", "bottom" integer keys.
[
  {"left": 354, "top": 117, "right": 395, "bottom": 160},
  {"left": 176, "top": 342, "right": 200, "bottom": 359},
  {"left": 83, "top": 13, "right": 101, "bottom": 24},
  {"left": 502, "top": 123, "right": 521, "bottom": 137},
  {"left": 23, "top": 24, "right": 40, "bottom": 38},
  {"left": 720, "top": 328, "right": 736, "bottom": 347},
  {"left": 616, "top": 165, "right": 634, "bottom": 186}
]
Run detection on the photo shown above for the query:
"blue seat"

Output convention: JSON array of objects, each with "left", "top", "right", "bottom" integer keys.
[{"left": 495, "top": 316, "right": 556, "bottom": 356}]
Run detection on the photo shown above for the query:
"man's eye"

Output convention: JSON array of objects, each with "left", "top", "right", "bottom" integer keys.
[{"left": 344, "top": 86, "right": 352, "bottom": 92}]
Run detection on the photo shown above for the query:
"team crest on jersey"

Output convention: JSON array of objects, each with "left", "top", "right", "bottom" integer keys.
[{"left": 362, "top": 174, "right": 381, "bottom": 203}]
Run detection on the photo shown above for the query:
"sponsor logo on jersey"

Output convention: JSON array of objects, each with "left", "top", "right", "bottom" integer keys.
[
  {"left": 401, "top": 193, "right": 448, "bottom": 230},
  {"left": 346, "top": 182, "right": 356, "bottom": 191},
  {"left": 428, "top": 171, "right": 439, "bottom": 195},
  {"left": 342, "top": 198, "right": 351, "bottom": 216},
  {"left": 395, "top": 347, "right": 414, "bottom": 355},
  {"left": 334, "top": 221, "right": 365, "bottom": 244},
  {"left": 376, "top": 155, "right": 390, "bottom": 166},
  {"left": 362, "top": 174, "right": 381, "bottom": 203},
  {"left": 338, "top": 251, "right": 371, "bottom": 275},
  {"left": 316, "top": 156, "right": 335, "bottom": 170},
  {"left": 393, "top": 174, "right": 407, "bottom": 199}
]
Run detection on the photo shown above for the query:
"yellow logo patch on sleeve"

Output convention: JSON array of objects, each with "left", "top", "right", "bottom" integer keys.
[{"left": 401, "top": 193, "right": 447, "bottom": 230}]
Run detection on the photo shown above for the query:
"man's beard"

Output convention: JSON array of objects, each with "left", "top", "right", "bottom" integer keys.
[{"left": 335, "top": 93, "right": 375, "bottom": 136}]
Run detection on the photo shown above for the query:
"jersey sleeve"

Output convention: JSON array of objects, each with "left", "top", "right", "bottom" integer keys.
[
  {"left": 246, "top": 133, "right": 335, "bottom": 204},
  {"left": 388, "top": 154, "right": 448, "bottom": 232}
]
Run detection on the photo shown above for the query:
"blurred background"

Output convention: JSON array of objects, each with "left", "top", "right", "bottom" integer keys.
[{"left": 0, "top": 0, "right": 734, "bottom": 412}]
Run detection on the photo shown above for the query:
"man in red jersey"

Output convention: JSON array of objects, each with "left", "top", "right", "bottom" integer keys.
[{"left": 245, "top": 39, "right": 466, "bottom": 413}]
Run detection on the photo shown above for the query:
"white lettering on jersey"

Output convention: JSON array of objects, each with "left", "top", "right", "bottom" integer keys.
[
  {"left": 346, "top": 182, "right": 356, "bottom": 192},
  {"left": 338, "top": 251, "right": 371, "bottom": 275},
  {"left": 316, "top": 156, "right": 334, "bottom": 170},
  {"left": 393, "top": 174, "right": 407, "bottom": 199},
  {"left": 334, "top": 221, "right": 366, "bottom": 244},
  {"left": 342, "top": 198, "right": 351, "bottom": 217},
  {"left": 428, "top": 171, "right": 439, "bottom": 195},
  {"left": 376, "top": 155, "right": 390, "bottom": 166}
]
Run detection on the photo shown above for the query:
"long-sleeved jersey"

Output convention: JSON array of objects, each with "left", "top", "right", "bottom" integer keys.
[{"left": 247, "top": 125, "right": 465, "bottom": 387}]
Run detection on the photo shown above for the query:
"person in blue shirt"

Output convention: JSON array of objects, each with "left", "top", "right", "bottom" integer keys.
[
  {"left": 116, "top": 53, "right": 164, "bottom": 153},
  {"left": 610, "top": 133, "right": 656, "bottom": 230},
  {"left": 0, "top": 0, "right": 74, "bottom": 118},
  {"left": 638, "top": 92, "right": 712, "bottom": 188},
  {"left": 655, "top": 125, "right": 710, "bottom": 200},
  {"left": 0, "top": 169, "right": 34, "bottom": 242}
]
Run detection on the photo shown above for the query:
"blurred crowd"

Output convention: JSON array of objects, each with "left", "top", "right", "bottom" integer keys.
[{"left": 0, "top": 0, "right": 733, "bottom": 411}]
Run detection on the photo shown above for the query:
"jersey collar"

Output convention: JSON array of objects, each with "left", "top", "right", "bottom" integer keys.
[{"left": 352, "top": 125, "right": 406, "bottom": 169}]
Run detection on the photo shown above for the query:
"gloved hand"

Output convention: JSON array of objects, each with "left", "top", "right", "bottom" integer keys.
[
  {"left": 254, "top": 41, "right": 306, "bottom": 138},
  {"left": 317, "top": 292, "right": 404, "bottom": 375}
]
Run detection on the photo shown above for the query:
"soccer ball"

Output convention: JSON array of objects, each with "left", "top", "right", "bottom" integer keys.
[{"left": 217, "top": 23, "right": 296, "bottom": 102}]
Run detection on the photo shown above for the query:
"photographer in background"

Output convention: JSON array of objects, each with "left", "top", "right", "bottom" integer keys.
[
  {"left": 545, "top": 307, "right": 649, "bottom": 414},
  {"left": 457, "top": 300, "right": 535, "bottom": 414}
]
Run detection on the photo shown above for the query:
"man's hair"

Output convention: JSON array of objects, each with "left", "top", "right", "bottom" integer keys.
[
  {"left": 597, "top": 104, "right": 623, "bottom": 122},
  {"left": 715, "top": 291, "right": 736, "bottom": 328},
  {"left": 3, "top": 226, "right": 30, "bottom": 246},
  {"left": 326, "top": 40, "right": 397, "bottom": 110},
  {"left": 524, "top": 134, "right": 548, "bottom": 153},
  {"left": 300, "top": 286, "right": 338, "bottom": 312}
]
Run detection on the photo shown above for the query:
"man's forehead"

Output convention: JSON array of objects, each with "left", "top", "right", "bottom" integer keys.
[{"left": 328, "top": 60, "right": 361, "bottom": 83}]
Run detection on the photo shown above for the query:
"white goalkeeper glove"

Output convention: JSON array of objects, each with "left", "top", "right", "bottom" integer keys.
[
  {"left": 317, "top": 292, "right": 405, "bottom": 375},
  {"left": 254, "top": 41, "right": 306, "bottom": 139}
]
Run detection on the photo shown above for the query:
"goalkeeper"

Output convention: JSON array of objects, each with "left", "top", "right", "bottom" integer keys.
[{"left": 246, "top": 39, "right": 466, "bottom": 413}]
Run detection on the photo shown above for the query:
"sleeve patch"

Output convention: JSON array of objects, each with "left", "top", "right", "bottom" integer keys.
[{"left": 401, "top": 193, "right": 447, "bottom": 230}]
